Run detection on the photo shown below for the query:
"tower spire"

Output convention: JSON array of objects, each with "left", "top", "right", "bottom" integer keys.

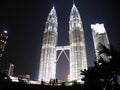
[
  {"left": 73, "top": 0, "right": 75, "bottom": 4},
  {"left": 53, "top": 2, "right": 55, "bottom": 7},
  {"left": 70, "top": 3, "right": 80, "bottom": 20},
  {"left": 73, "top": 0, "right": 75, "bottom": 5},
  {"left": 45, "top": 5, "right": 58, "bottom": 32},
  {"left": 47, "top": 5, "right": 57, "bottom": 22}
]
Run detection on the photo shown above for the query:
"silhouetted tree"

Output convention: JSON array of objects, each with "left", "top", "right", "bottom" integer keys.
[
  {"left": 81, "top": 44, "right": 120, "bottom": 90},
  {"left": 0, "top": 72, "right": 11, "bottom": 83}
]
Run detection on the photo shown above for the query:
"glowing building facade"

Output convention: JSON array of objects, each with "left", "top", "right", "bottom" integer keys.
[
  {"left": 69, "top": 4, "right": 87, "bottom": 81},
  {"left": 38, "top": 6, "right": 58, "bottom": 82},
  {"left": 38, "top": 4, "right": 88, "bottom": 82},
  {"left": 7, "top": 63, "right": 14, "bottom": 76},
  {"left": 91, "top": 23, "right": 110, "bottom": 62}
]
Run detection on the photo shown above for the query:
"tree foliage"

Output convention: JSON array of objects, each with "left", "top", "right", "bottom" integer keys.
[{"left": 81, "top": 44, "right": 120, "bottom": 90}]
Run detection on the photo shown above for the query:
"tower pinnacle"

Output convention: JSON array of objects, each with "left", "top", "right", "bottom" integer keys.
[
  {"left": 45, "top": 6, "right": 58, "bottom": 32},
  {"left": 70, "top": 3, "right": 80, "bottom": 20},
  {"left": 47, "top": 6, "right": 57, "bottom": 22}
]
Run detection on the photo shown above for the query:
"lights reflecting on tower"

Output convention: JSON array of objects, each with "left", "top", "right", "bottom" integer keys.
[
  {"left": 38, "top": 3, "right": 88, "bottom": 83},
  {"left": 69, "top": 4, "right": 87, "bottom": 82},
  {"left": 38, "top": 6, "right": 58, "bottom": 82},
  {"left": 91, "top": 23, "right": 110, "bottom": 62}
]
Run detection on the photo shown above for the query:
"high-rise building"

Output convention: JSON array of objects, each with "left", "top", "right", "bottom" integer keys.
[
  {"left": 0, "top": 30, "right": 8, "bottom": 60},
  {"left": 91, "top": 23, "right": 110, "bottom": 62},
  {"left": 38, "top": 3, "right": 88, "bottom": 83},
  {"left": 69, "top": 4, "right": 87, "bottom": 82},
  {"left": 38, "top": 6, "right": 58, "bottom": 82},
  {"left": 7, "top": 63, "right": 14, "bottom": 76}
]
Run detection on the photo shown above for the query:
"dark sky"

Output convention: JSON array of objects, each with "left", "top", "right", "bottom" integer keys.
[{"left": 0, "top": 0, "right": 119, "bottom": 81}]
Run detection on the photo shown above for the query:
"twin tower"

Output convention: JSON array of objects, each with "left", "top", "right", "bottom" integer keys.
[
  {"left": 38, "top": 3, "right": 88, "bottom": 83},
  {"left": 38, "top": 3, "right": 110, "bottom": 83}
]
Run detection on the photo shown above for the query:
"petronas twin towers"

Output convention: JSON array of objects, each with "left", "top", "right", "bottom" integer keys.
[
  {"left": 38, "top": 1, "right": 111, "bottom": 83},
  {"left": 38, "top": 3, "right": 87, "bottom": 83}
]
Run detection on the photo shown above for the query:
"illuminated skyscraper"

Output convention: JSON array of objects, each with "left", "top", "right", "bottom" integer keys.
[
  {"left": 69, "top": 4, "right": 87, "bottom": 82},
  {"left": 38, "top": 4, "right": 88, "bottom": 83},
  {"left": 38, "top": 6, "right": 58, "bottom": 82},
  {"left": 91, "top": 23, "right": 110, "bottom": 62},
  {"left": 7, "top": 63, "right": 14, "bottom": 76},
  {"left": 0, "top": 30, "right": 8, "bottom": 60}
]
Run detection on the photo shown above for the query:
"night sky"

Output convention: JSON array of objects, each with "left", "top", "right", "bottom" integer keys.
[{"left": 0, "top": 0, "right": 119, "bottom": 81}]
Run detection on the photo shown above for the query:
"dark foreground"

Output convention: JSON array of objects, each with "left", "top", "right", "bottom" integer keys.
[
  {"left": 0, "top": 81, "right": 85, "bottom": 90},
  {"left": 1, "top": 81, "right": 120, "bottom": 90}
]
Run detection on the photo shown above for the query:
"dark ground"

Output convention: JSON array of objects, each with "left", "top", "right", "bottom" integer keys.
[{"left": 0, "top": 81, "right": 84, "bottom": 90}]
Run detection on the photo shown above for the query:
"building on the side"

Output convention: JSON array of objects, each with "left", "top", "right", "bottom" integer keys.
[
  {"left": 0, "top": 30, "right": 8, "bottom": 60},
  {"left": 7, "top": 63, "right": 14, "bottom": 76},
  {"left": 69, "top": 4, "right": 87, "bottom": 82},
  {"left": 91, "top": 23, "right": 111, "bottom": 62},
  {"left": 38, "top": 6, "right": 58, "bottom": 82}
]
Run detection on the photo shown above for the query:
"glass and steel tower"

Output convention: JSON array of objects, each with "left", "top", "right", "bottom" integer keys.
[
  {"left": 69, "top": 4, "right": 88, "bottom": 82},
  {"left": 91, "top": 23, "right": 110, "bottom": 62},
  {"left": 38, "top": 6, "right": 58, "bottom": 82}
]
